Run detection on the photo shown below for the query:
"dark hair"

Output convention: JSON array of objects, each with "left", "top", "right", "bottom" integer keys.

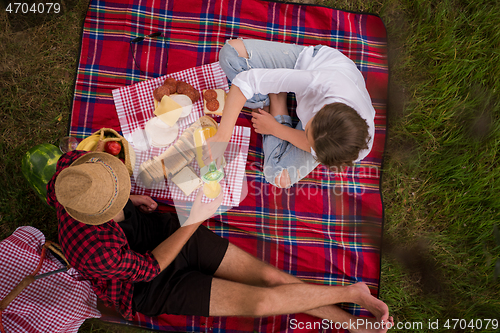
[{"left": 310, "top": 103, "right": 370, "bottom": 168}]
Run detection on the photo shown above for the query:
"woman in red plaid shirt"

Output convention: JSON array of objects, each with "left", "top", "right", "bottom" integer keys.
[{"left": 47, "top": 150, "right": 392, "bottom": 333}]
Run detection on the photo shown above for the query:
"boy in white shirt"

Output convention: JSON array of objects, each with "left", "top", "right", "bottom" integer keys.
[{"left": 207, "top": 39, "right": 375, "bottom": 188}]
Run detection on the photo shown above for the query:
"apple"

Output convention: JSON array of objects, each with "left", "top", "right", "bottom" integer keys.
[{"left": 105, "top": 141, "right": 122, "bottom": 156}]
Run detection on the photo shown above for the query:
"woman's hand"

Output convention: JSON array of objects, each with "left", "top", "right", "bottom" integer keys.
[
  {"left": 251, "top": 109, "right": 279, "bottom": 135},
  {"left": 129, "top": 194, "right": 158, "bottom": 213},
  {"left": 202, "top": 84, "right": 247, "bottom": 166},
  {"left": 183, "top": 188, "right": 224, "bottom": 227}
]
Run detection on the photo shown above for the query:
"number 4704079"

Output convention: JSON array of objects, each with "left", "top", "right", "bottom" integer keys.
[
  {"left": 5, "top": 3, "right": 61, "bottom": 14},
  {"left": 443, "top": 319, "right": 498, "bottom": 330}
]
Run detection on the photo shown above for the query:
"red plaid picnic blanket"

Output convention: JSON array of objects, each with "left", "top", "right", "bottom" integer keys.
[
  {"left": 112, "top": 62, "right": 250, "bottom": 207},
  {"left": 71, "top": 0, "right": 388, "bottom": 332}
]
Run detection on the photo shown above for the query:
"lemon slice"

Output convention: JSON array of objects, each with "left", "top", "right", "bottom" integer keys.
[{"left": 203, "top": 181, "right": 221, "bottom": 199}]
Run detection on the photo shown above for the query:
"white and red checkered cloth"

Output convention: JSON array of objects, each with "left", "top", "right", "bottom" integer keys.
[
  {"left": 0, "top": 226, "right": 100, "bottom": 333},
  {"left": 112, "top": 62, "right": 250, "bottom": 207}
]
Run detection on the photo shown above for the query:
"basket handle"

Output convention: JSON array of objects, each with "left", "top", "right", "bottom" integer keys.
[{"left": 0, "top": 276, "right": 36, "bottom": 312}]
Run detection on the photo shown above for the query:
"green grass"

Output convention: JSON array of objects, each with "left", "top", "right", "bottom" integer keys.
[
  {"left": 380, "top": 0, "right": 500, "bottom": 329},
  {"left": 0, "top": 0, "right": 86, "bottom": 241},
  {"left": 1, "top": 0, "right": 499, "bottom": 332}
]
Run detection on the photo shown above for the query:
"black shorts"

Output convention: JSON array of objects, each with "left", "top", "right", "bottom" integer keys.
[{"left": 118, "top": 200, "right": 229, "bottom": 317}]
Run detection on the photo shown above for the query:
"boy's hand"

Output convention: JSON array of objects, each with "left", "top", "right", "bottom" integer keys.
[
  {"left": 251, "top": 109, "right": 278, "bottom": 135},
  {"left": 202, "top": 133, "right": 229, "bottom": 166},
  {"left": 130, "top": 194, "right": 158, "bottom": 213}
]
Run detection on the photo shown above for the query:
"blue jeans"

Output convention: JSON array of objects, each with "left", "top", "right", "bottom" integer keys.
[{"left": 219, "top": 39, "right": 320, "bottom": 188}]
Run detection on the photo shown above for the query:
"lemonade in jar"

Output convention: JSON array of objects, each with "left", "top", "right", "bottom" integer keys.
[{"left": 193, "top": 118, "right": 224, "bottom": 198}]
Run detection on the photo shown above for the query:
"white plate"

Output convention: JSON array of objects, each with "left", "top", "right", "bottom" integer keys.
[
  {"left": 130, "top": 128, "right": 151, "bottom": 151},
  {"left": 170, "top": 94, "right": 193, "bottom": 118},
  {"left": 145, "top": 117, "right": 179, "bottom": 147}
]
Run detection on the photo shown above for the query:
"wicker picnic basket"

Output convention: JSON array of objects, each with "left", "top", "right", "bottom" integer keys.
[{"left": 92, "top": 128, "right": 136, "bottom": 176}]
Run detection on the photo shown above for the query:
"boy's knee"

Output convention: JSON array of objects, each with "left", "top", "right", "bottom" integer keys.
[
  {"left": 251, "top": 292, "right": 274, "bottom": 317},
  {"left": 261, "top": 266, "right": 298, "bottom": 287}
]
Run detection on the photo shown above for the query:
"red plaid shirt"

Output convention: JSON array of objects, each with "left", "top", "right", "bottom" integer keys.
[{"left": 46, "top": 150, "right": 161, "bottom": 320}]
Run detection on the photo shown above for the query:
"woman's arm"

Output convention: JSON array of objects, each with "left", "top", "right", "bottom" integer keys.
[
  {"left": 274, "top": 123, "right": 311, "bottom": 152},
  {"left": 252, "top": 109, "right": 311, "bottom": 152},
  {"left": 206, "top": 69, "right": 314, "bottom": 163},
  {"left": 203, "top": 84, "right": 247, "bottom": 164},
  {"left": 252, "top": 93, "right": 311, "bottom": 152},
  {"left": 216, "top": 84, "right": 247, "bottom": 141}
]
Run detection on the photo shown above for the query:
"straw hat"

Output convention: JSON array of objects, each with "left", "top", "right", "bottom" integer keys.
[{"left": 55, "top": 152, "right": 131, "bottom": 225}]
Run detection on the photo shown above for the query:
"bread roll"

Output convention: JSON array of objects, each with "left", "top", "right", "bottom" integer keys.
[{"left": 203, "top": 89, "right": 226, "bottom": 116}]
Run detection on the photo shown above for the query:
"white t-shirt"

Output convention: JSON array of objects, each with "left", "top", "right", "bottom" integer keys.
[{"left": 232, "top": 46, "right": 375, "bottom": 162}]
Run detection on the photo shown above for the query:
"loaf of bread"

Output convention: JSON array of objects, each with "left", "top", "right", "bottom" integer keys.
[{"left": 138, "top": 116, "right": 218, "bottom": 189}]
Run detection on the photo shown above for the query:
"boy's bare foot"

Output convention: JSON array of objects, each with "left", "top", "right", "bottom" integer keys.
[{"left": 349, "top": 283, "right": 390, "bottom": 324}]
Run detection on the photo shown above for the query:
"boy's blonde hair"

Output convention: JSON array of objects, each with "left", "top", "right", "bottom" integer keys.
[{"left": 310, "top": 103, "right": 370, "bottom": 168}]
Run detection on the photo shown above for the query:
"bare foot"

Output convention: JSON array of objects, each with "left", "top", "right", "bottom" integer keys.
[{"left": 349, "top": 283, "right": 390, "bottom": 324}]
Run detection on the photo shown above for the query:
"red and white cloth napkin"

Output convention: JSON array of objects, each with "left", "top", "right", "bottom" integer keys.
[
  {"left": 0, "top": 226, "right": 100, "bottom": 333},
  {"left": 112, "top": 62, "right": 250, "bottom": 207}
]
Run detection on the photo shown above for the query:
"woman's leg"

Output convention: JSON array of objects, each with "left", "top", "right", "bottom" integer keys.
[
  {"left": 258, "top": 93, "right": 318, "bottom": 188},
  {"left": 262, "top": 119, "right": 320, "bottom": 188},
  {"left": 218, "top": 38, "right": 304, "bottom": 108}
]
